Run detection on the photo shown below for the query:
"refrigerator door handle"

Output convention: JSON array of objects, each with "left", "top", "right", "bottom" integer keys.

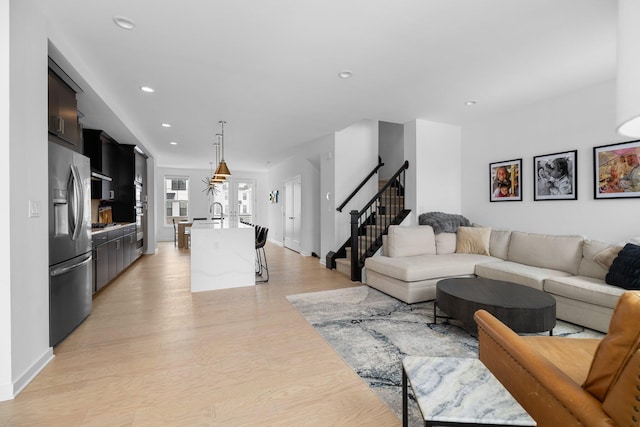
[
  {"left": 69, "top": 164, "right": 85, "bottom": 241},
  {"left": 50, "top": 254, "right": 92, "bottom": 277}
]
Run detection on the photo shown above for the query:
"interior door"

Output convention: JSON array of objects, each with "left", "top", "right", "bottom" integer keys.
[
  {"left": 213, "top": 178, "right": 256, "bottom": 224},
  {"left": 284, "top": 176, "right": 302, "bottom": 253}
]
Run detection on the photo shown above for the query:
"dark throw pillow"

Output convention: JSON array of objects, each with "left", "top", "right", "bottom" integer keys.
[{"left": 605, "top": 243, "right": 640, "bottom": 290}]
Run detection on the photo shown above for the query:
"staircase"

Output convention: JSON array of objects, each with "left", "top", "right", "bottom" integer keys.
[{"left": 327, "top": 161, "right": 410, "bottom": 282}]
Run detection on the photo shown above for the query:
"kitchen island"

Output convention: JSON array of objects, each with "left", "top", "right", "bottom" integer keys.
[{"left": 190, "top": 219, "right": 255, "bottom": 292}]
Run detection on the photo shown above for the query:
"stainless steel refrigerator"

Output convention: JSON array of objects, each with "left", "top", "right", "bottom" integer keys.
[{"left": 48, "top": 141, "right": 92, "bottom": 347}]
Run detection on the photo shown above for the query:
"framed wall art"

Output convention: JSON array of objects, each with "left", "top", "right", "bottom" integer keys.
[
  {"left": 490, "top": 158, "right": 522, "bottom": 202},
  {"left": 533, "top": 150, "right": 577, "bottom": 201},
  {"left": 594, "top": 139, "right": 640, "bottom": 199}
]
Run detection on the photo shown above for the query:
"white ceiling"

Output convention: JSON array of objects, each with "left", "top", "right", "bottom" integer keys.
[{"left": 39, "top": 0, "right": 617, "bottom": 171}]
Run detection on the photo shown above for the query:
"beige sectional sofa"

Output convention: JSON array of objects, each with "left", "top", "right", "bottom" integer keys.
[{"left": 364, "top": 225, "right": 628, "bottom": 332}]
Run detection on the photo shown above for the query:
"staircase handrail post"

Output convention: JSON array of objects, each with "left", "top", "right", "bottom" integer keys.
[{"left": 350, "top": 210, "right": 361, "bottom": 281}]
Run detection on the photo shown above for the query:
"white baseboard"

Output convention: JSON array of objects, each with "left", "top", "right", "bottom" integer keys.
[{"left": 0, "top": 347, "right": 54, "bottom": 401}]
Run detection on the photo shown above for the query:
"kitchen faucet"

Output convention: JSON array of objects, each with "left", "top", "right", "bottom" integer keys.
[{"left": 209, "top": 202, "right": 224, "bottom": 221}]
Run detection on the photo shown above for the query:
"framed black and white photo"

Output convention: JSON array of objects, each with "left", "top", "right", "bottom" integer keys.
[
  {"left": 489, "top": 159, "right": 522, "bottom": 202},
  {"left": 533, "top": 150, "right": 577, "bottom": 201},
  {"left": 594, "top": 139, "right": 640, "bottom": 199}
]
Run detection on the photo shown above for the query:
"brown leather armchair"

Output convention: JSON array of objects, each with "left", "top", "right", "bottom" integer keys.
[{"left": 474, "top": 291, "right": 640, "bottom": 426}]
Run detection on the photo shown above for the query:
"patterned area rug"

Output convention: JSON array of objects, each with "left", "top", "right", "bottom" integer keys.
[{"left": 286, "top": 285, "right": 604, "bottom": 424}]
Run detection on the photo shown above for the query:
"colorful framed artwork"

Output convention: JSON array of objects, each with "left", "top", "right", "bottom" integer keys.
[
  {"left": 594, "top": 139, "right": 640, "bottom": 199},
  {"left": 490, "top": 158, "right": 522, "bottom": 202},
  {"left": 533, "top": 150, "right": 577, "bottom": 201}
]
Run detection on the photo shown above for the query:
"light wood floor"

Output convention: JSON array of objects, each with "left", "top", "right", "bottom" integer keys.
[{"left": 0, "top": 242, "right": 399, "bottom": 426}]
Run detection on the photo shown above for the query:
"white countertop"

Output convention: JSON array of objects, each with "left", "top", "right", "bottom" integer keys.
[{"left": 191, "top": 218, "right": 252, "bottom": 230}]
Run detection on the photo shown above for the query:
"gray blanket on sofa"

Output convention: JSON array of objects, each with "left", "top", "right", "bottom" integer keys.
[{"left": 418, "top": 212, "right": 471, "bottom": 234}]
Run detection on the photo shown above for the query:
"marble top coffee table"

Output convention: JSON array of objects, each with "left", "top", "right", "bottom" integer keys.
[{"left": 402, "top": 356, "right": 536, "bottom": 426}]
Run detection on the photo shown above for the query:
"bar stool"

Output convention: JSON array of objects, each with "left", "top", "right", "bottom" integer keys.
[{"left": 255, "top": 226, "right": 269, "bottom": 283}]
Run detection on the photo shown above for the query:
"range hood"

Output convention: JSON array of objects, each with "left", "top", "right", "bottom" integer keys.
[{"left": 91, "top": 171, "right": 112, "bottom": 182}]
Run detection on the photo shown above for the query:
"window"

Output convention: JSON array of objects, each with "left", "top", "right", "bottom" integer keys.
[{"left": 165, "top": 176, "right": 189, "bottom": 224}]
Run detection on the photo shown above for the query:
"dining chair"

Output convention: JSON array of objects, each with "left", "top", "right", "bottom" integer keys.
[
  {"left": 255, "top": 226, "right": 269, "bottom": 283},
  {"left": 172, "top": 218, "right": 178, "bottom": 246}
]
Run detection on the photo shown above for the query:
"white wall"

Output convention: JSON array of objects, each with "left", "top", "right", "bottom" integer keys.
[
  {"left": 155, "top": 166, "right": 268, "bottom": 242},
  {"left": 461, "top": 79, "right": 637, "bottom": 243},
  {"left": 404, "top": 119, "right": 462, "bottom": 225},
  {"left": 1, "top": 1, "right": 54, "bottom": 401},
  {"left": 378, "top": 121, "right": 404, "bottom": 180},
  {"left": 267, "top": 135, "right": 328, "bottom": 257},
  {"left": 333, "top": 120, "right": 379, "bottom": 249},
  {"left": 0, "top": 0, "right": 11, "bottom": 399},
  {"left": 320, "top": 137, "right": 336, "bottom": 263}
]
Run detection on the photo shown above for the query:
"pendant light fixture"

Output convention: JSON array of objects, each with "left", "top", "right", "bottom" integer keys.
[
  {"left": 214, "top": 120, "right": 232, "bottom": 177},
  {"left": 211, "top": 134, "right": 226, "bottom": 184}
]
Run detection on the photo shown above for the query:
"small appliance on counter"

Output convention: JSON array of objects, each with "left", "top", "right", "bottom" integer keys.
[{"left": 98, "top": 206, "right": 112, "bottom": 224}]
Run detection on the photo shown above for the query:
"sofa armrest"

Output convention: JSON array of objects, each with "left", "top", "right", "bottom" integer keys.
[{"left": 474, "top": 310, "right": 615, "bottom": 427}]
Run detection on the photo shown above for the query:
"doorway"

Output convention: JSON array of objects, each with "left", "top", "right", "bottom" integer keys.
[
  {"left": 212, "top": 178, "right": 256, "bottom": 224},
  {"left": 283, "top": 175, "right": 302, "bottom": 253}
]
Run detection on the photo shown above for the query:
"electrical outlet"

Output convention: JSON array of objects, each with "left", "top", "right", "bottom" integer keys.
[{"left": 29, "top": 200, "right": 41, "bottom": 218}]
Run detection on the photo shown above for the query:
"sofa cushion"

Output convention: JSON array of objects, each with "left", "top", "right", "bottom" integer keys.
[
  {"left": 435, "top": 232, "right": 456, "bottom": 254},
  {"left": 364, "top": 253, "right": 498, "bottom": 282},
  {"left": 507, "top": 231, "right": 583, "bottom": 275},
  {"left": 455, "top": 226, "right": 491, "bottom": 256},
  {"left": 593, "top": 245, "right": 623, "bottom": 271},
  {"left": 579, "top": 239, "right": 620, "bottom": 280},
  {"left": 543, "top": 276, "right": 625, "bottom": 309},
  {"left": 605, "top": 243, "right": 640, "bottom": 290},
  {"left": 489, "top": 229, "right": 511, "bottom": 260},
  {"left": 387, "top": 225, "right": 436, "bottom": 258},
  {"left": 583, "top": 291, "right": 640, "bottom": 401},
  {"left": 475, "top": 261, "right": 571, "bottom": 292}
]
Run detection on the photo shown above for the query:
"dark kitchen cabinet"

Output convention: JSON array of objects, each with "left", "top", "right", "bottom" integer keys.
[
  {"left": 83, "top": 129, "right": 117, "bottom": 200},
  {"left": 48, "top": 66, "right": 82, "bottom": 152},
  {"left": 122, "top": 224, "right": 136, "bottom": 268},
  {"left": 93, "top": 234, "right": 109, "bottom": 293},
  {"left": 112, "top": 145, "right": 146, "bottom": 222},
  {"left": 92, "top": 224, "right": 139, "bottom": 294},
  {"left": 107, "top": 229, "right": 124, "bottom": 282}
]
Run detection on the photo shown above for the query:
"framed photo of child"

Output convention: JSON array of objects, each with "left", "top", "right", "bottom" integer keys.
[
  {"left": 489, "top": 159, "right": 522, "bottom": 202},
  {"left": 533, "top": 150, "right": 577, "bottom": 201},
  {"left": 594, "top": 139, "right": 640, "bottom": 199}
]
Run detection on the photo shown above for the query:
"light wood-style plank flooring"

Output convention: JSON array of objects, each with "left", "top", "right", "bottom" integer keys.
[{"left": 0, "top": 242, "right": 399, "bottom": 426}]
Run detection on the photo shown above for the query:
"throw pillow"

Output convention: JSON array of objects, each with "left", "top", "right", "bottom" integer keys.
[
  {"left": 387, "top": 225, "right": 436, "bottom": 258},
  {"left": 594, "top": 245, "right": 623, "bottom": 270},
  {"left": 583, "top": 291, "right": 640, "bottom": 401},
  {"left": 435, "top": 232, "right": 457, "bottom": 254},
  {"left": 455, "top": 226, "right": 491, "bottom": 256},
  {"left": 605, "top": 243, "right": 640, "bottom": 290}
]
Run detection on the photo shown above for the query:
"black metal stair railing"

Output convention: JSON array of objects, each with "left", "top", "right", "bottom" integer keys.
[
  {"left": 336, "top": 156, "right": 384, "bottom": 213},
  {"left": 349, "top": 160, "right": 409, "bottom": 281}
]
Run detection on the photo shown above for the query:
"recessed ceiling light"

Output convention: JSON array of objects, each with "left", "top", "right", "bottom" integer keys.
[
  {"left": 169, "top": 141, "right": 178, "bottom": 145},
  {"left": 338, "top": 70, "right": 353, "bottom": 79},
  {"left": 161, "top": 123, "right": 171, "bottom": 128},
  {"left": 113, "top": 16, "right": 136, "bottom": 30},
  {"left": 140, "top": 86, "right": 155, "bottom": 93},
  {"left": 464, "top": 100, "right": 478, "bottom": 106}
]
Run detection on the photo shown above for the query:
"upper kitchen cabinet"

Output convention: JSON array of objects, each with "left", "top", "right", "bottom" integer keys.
[
  {"left": 111, "top": 145, "right": 147, "bottom": 222},
  {"left": 48, "top": 60, "right": 83, "bottom": 152},
  {"left": 83, "top": 129, "right": 117, "bottom": 200}
]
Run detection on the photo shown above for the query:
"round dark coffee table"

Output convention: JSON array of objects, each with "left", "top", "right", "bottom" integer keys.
[{"left": 435, "top": 277, "right": 556, "bottom": 334}]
